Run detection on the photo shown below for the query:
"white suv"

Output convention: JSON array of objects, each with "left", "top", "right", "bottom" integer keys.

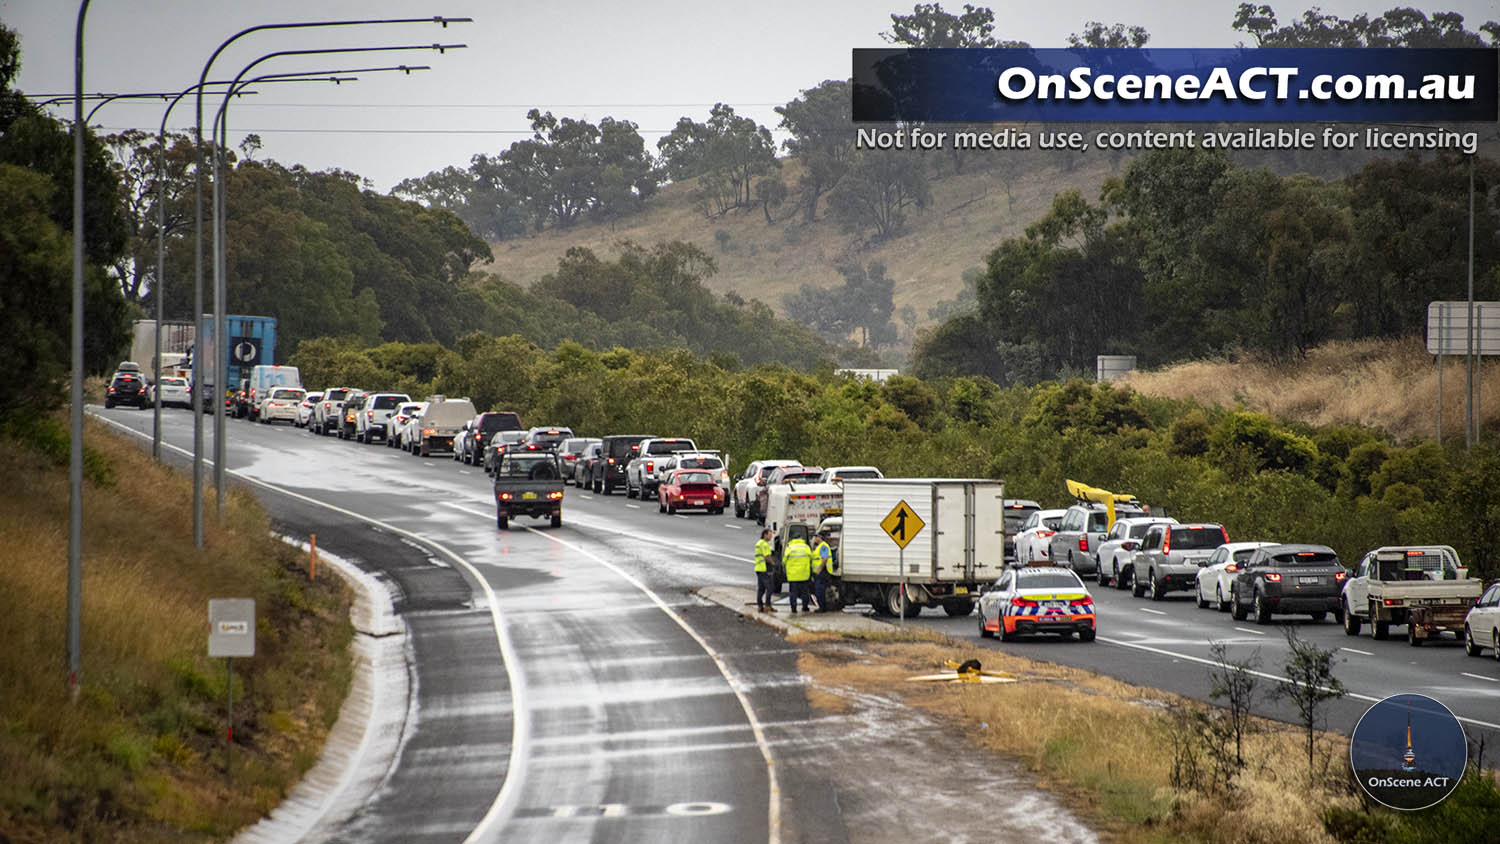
[
  {"left": 626, "top": 438, "right": 699, "bottom": 500},
  {"left": 1464, "top": 581, "right": 1500, "bottom": 659},
  {"left": 355, "top": 392, "right": 412, "bottom": 444},
  {"left": 258, "top": 386, "right": 307, "bottom": 425}
]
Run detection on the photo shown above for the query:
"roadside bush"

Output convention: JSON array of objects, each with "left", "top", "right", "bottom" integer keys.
[{"left": 1209, "top": 411, "right": 1321, "bottom": 476}]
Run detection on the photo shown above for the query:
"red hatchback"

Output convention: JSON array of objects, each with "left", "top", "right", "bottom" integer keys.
[{"left": 659, "top": 469, "right": 726, "bottom": 515}]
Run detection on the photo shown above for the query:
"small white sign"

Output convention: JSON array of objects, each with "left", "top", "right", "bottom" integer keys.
[{"left": 209, "top": 599, "right": 255, "bottom": 658}]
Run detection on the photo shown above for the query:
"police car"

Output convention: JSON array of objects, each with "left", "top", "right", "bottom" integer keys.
[{"left": 977, "top": 567, "right": 1097, "bottom": 642}]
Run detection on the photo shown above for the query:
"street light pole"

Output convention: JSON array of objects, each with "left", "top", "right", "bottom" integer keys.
[
  {"left": 1466, "top": 153, "right": 1475, "bottom": 448},
  {"left": 68, "top": 0, "right": 90, "bottom": 703},
  {"left": 191, "top": 16, "right": 470, "bottom": 534}
]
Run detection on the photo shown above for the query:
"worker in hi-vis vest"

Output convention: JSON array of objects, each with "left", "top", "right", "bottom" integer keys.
[
  {"left": 783, "top": 535, "right": 814, "bottom": 614},
  {"left": 811, "top": 533, "right": 833, "bottom": 612},
  {"left": 754, "top": 529, "right": 775, "bottom": 613}
]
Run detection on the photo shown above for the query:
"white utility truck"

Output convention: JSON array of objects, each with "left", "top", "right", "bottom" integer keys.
[
  {"left": 768, "top": 478, "right": 1006, "bottom": 618},
  {"left": 1342, "top": 545, "right": 1482, "bottom": 643}
]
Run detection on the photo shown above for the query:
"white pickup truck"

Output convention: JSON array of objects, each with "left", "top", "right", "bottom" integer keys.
[{"left": 1341, "top": 545, "right": 1482, "bottom": 643}]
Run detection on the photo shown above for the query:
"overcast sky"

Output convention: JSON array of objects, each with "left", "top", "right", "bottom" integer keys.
[{"left": 4, "top": 0, "right": 1497, "bottom": 192}]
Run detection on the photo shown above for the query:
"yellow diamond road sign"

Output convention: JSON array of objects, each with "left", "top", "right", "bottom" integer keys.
[{"left": 881, "top": 500, "right": 925, "bottom": 549}]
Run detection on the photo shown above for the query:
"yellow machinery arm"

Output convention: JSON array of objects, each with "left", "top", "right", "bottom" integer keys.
[{"left": 1064, "top": 479, "right": 1139, "bottom": 531}]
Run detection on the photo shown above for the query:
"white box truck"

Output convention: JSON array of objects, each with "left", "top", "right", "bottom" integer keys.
[{"left": 832, "top": 478, "right": 1006, "bottom": 618}]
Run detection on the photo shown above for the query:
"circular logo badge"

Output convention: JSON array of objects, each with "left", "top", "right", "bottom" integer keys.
[{"left": 1350, "top": 693, "right": 1466, "bottom": 811}]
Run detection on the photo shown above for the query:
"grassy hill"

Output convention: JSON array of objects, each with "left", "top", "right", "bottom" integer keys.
[
  {"left": 483, "top": 153, "right": 1123, "bottom": 327},
  {"left": 1123, "top": 336, "right": 1500, "bottom": 443}
]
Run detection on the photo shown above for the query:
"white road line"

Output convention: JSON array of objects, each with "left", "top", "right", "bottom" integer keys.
[
  {"left": 578, "top": 494, "right": 593, "bottom": 500},
  {"left": 1461, "top": 672, "right": 1499, "bottom": 683},
  {"left": 87, "top": 413, "right": 532, "bottom": 842},
  {"left": 626, "top": 503, "right": 640, "bottom": 509},
  {"left": 724, "top": 524, "right": 743, "bottom": 530},
  {"left": 1139, "top": 608, "right": 1167, "bottom": 616},
  {"left": 1340, "top": 647, "right": 1374, "bottom": 656},
  {"left": 1233, "top": 627, "right": 1266, "bottom": 636},
  {"left": 459, "top": 470, "right": 472, "bottom": 475},
  {"left": 520, "top": 525, "right": 782, "bottom": 844},
  {"left": 1095, "top": 634, "right": 1500, "bottom": 732},
  {"left": 675, "top": 514, "right": 691, "bottom": 520}
]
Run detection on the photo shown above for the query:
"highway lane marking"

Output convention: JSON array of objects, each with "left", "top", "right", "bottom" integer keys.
[
  {"left": 1233, "top": 627, "right": 1267, "bottom": 636},
  {"left": 1095, "top": 634, "right": 1500, "bottom": 732},
  {"left": 1138, "top": 608, "right": 1167, "bottom": 616},
  {"left": 1461, "top": 672, "right": 1499, "bottom": 683},
  {"left": 459, "top": 470, "right": 472, "bottom": 475},
  {"left": 87, "top": 412, "right": 534, "bottom": 842},
  {"left": 724, "top": 524, "right": 743, "bottom": 530},
  {"left": 626, "top": 503, "right": 640, "bottom": 509},
  {"left": 516, "top": 523, "right": 781, "bottom": 844},
  {"left": 675, "top": 514, "right": 691, "bottom": 520},
  {"left": 1341, "top": 647, "right": 1374, "bottom": 656},
  {"left": 578, "top": 494, "right": 593, "bottom": 500}
]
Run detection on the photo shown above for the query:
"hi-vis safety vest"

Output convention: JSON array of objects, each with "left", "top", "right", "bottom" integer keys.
[
  {"left": 754, "top": 538, "right": 772, "bottom": 573},
  {"left": 783, "top": 539, "right": 813, "bottom": 582},
  {"left": 813, "top": 542, "right": 832, "bottom": 574}
]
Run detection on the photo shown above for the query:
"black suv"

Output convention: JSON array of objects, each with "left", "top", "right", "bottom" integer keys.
[
  {"left": 105, "top": 371, "right": 150, "bottom": 409},
  {"left": 1231, "top": 544, "right": 1347, "bottom": 624},
  {"left": 591, "top": 434, "right": 653, "bottom": 495},
  {"left": 461, "top": 411, "right": 524, "bottom": 465}
]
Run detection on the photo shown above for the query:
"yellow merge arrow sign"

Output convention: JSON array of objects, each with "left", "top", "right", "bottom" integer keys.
[{"left": 880, "top": 500, "right": 925, "bottom": 549}]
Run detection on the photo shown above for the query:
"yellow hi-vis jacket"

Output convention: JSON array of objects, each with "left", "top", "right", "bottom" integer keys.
[
  {"left": 783, "top": 539, "right": 813, "bottom": 582},
  {"left": 754, "top": 538, "right": 772, "bottom": 573},
  {"left": 813, "top": 541, "right": 832, "bottom": 575}
]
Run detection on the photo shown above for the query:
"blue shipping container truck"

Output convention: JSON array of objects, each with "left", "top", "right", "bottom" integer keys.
[{"left": 188, "top": 315, "right": 276, "bottom": 407}]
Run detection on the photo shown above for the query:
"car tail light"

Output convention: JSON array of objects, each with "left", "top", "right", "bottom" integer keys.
[
  {"left": 423, "top": 428, "right": 435, "bottom": 436},
  {"left": 367, "top": 410, "right": 374, "bottom": 420},
  {"left": 1162, "top": 532, "right": 1172, "bottom": 554},
  {"left": 1335, "top": 571, "right": 1347, "bottom": 581},
  {"left": 547, "top": 491, "right": 563, "bottom": 500},
  {"left": 1384, "top": 598, "right": 1403, "bottom": 606},
  {"left": 1010, "top": 597, "right": 1038, "bottom": 607},
  {"left": 607, "top": 457, "right": 616, "bottom": 464},
  {"left": 1225, "top": 563, "right": 1239, "bottom": 573},
  {"left": 1068, "top": 597, "right": 1092, "bottom": 607},
  {"left": 1079, "top": 535, "right": 1089, "bottom": 552},
  {"left": 1120, "top": 539, "right": 1135, "bottom": 550},
  {"left": 498, "top": 492, "right": 513, "bottom": 501},
  {"left": 645, "top": 461, "right": 654, "bottom": 471},
  {"left": 1264, "top": 573, "right": 1282, "bottom": 582},
  {"left": 108, "top": 387, "right": 116, "bottom": 392},
  {"left": 1221, "top": 527, "right": 1230, "bottom": 543}
]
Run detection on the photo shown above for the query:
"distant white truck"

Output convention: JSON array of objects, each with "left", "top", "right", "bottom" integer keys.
[
  {"left": 1341, "top": 545, "right": 1482, "bottom": 643},
  {"left": 246, "top": 364, "right": 302, "bottom": 421},
  {"left": 806, "top": 479, "right": 1006, "bottom": 618},
  {"left": 410, "top": 396, "right": 476, "bottom": 457}
]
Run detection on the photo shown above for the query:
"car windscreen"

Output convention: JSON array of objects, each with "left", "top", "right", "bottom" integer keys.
[
  {"left": 645, "top": 440, "right": 694, "bottom": 455},
  {"left": 1129, "top": 524, "right": 1158, "bottom": 538},
  {"left": 372, "top": 395, "right": 404, "bottom": 410},
  {"left": 498, "top": 455, "right": 560, "bottom": 478},
  {"left": 1271, "top": 551, "right": 1340, "bottom": 566},
  {"left": 607, "top": 437, "right": 648, "bottom": 457},
  {"left": 162, "top": 378, "right": 186, "bottom": 387},
  {"left": 1232, "top": 549, "right": 1259, "bottom": 562},
  {"left": 1003, "top": 512, "right": 1033, "bottom": 531},
  {"left": 530, "top": 432, "right": 569, "bottom": 447},
  {"left": 1170, "top": 527, "right": 1225, "bottom": 550},
  {"left": 112, "top": 375, "right": 141, "bottom": 386},
  {"left": 271, "top": 389, "right": 304, "bottom": 400},
  {"left": 677, "top": 472, "right": 715, "bottom": 485},
  {"left": 1015, "top": 573, "right": 1084, "bottom": 590},
  {"left": 678, "top": 457, "right": 722, "bottom": 470},
  {"left": 325, "top": 389, "right": 351, "bottom": 401},
  {"left": 480, "top": 413, "right": 522, "bottom": 433},
  {"left": 1042, "top": 517, "right": 1063, "bottom": 530},
  {"left": 838, "top": 470, "right": 882, "bottom": 480},
  {"left": 782, "top": 472, "right": 820, "bottom": 483}
]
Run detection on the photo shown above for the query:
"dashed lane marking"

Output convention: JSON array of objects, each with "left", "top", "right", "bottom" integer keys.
[
  {"left": 724, "top": 524, "right": 743, "bottom": 530},
  {"left": 1461, "top": 672, "right": 1498, "bottom": 683},
  {"left": 1340, "top": 647, "right": 1374, "bottom": 656},
  {"left": 1138, "top": 608, "right": 1167, "bottom": 616},
  {"left": 1233, "top": 627, "right": 1266, "bottom": 636}
]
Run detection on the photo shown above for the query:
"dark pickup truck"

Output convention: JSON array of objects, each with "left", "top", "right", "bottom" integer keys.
[{"left": 493, "top": 451, "right": 565, "bottom": 530}]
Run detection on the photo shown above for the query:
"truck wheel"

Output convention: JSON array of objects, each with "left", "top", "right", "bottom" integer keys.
[
  {"left": 1342, "top": 600, "right": 1361, "bottom": 635},
  {"left": 886, "top": 585, "right": 920, "bottom": 618},
  {"left": 1131, "top": 570, "right": 1146, "bottom": 598},
  {"left": 1407, "top": 624, "right": 1423, "bottom": 647},
  {"left": 824, "top": 582, "right": 845, "bottom": 612},
  {"left": 551, "top": 513, "right": 562, "bottom": 529},
  {"left": 1371, "top": 603, "right": 1389, "bottom": 640},
  {"left": 626, "top": 482, "right": 636, "bottom": 499},
  {"left": 1464, "top": 626, "right": 1483, "bottom": 657},
  {"left": 497, "top": 514, "right": 508, "bottom": 530},
  {"left": 1254, "top": 593, "right": 1273, "bottom": 625},
  {"left": 942, "top": 599, "right": 973, "bottom": 617}
]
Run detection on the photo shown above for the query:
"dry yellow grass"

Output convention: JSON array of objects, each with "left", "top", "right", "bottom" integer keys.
[
  {"left": 797, "top": 636, "right": 1361, "bottom": 844},
  {"left": 0, "top": 416, "right": 353, "bottom": 842},
  {"left": 482, "top": 154, "right": 1123, "bottom": 325},
  {"left": 1124, "top": 337, "right": 1500, "bottom": 442}
]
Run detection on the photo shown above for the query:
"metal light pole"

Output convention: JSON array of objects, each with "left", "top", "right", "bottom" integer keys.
[
  {"left": 68, "top": 0, "right": 89, "bottom": 703},
  {"left": 191, "top": 16, "right": 470, "bottom": 534},
  {"left": 1466, "top": 153, "right": 1475, "bottom": 448}
]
